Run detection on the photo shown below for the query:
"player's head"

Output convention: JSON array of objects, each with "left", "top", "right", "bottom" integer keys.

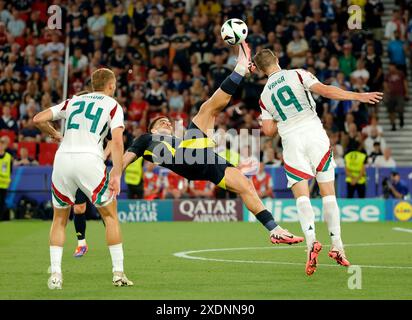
[
  {"left": 253, "top": 49, "right": 280, "bottom": 75},
  {"left": 91, "top": 68, "right": 116, "bottom": 97},
  {"left": 148, "top": 116, "right": 173, "bottom": 135}
]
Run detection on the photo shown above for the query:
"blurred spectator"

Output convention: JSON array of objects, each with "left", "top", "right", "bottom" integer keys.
[
  {"left": 364, "top": 0, "right": 385, "bottom": 39},
  {"left": 351, "top": 60, "right": 370, "bottom": 83},
  {"left": 87, "top": 4, "right": 106, "bottom": 41},
  {"left": 287, "top": 30, "right": 308, "bottom": 68},
  {"left": 0, "top": 104, "right": 18, "bottom": 133},
  {"left": 0, "top": 136, "right": 12, "bottom": 221},
  {"left": 383, "top": 171, "right": 409, "bottom": 199},
  {"left": 339, "top": 43, "right": 357, "bottom": 77},
  {"left": 384, "top": 63, "right": 408, "bottom": 131},
  {"left": 19, "top": 118, "right": 41, "bottom": 142},
  {"left": 374, "top": 148, "right": 397, "bottom": 168},
  {"left": 170, "top": 23, "right": 191, "bottom": 73},
  {"left": 364, "top": 127, "right": 386, "bottom": 155},
  {"left": 112, "top": 4, "right": 131, "bottom": 48},
  {"left": 188, "top": 180, "right": 214, "bottom": 198},
  {"left": 146, "top": 80, "right": 168, "bottom": 117},
  {"left": 388, "top": 30, "right": 407, "bottom": 75},
  {"left": 364, "top": 43, "right": 383, "bottom": 91},
  {"left": 362, "top": 115, "right": 383, "bottom": 137},
  {"left": 251, "top": 162, "right": 274, "bottom": 199},
  {"left": 162, "top": 171, "right": 188, "bottom": 199},
  {"left": 124, "top": 156, "right": 143, "bottom": 199},
  {"left": 7, "top": 7, "right": 25, "bottom": 38},
  {"left": 143, "top": 162, "right": 161, "bottom": 200},
  {"left": 13, "top": 147, "right": 38, "bottom": 166},
  {"left": 148, "top": 26, "right": 169, "bottom": 59},
  {"left": 385, "top": 9, "right": 405, "bottom": 40},
  {"left": 69, "top": 46, "right": 88, "bottom": 76},
  {"left": 128, "top": 90, "right": 148, "bottom": 126},
  {"left": 344, "top": 144, "right": 367, "bottom": 199},
  {"left": 368, "top": 141, "right": 383, "bottom": 165}
]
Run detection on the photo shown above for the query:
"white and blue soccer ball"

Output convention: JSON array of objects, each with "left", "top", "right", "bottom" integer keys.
[{"left": 221, "top": 18, "right": 248, "bottom": 46}]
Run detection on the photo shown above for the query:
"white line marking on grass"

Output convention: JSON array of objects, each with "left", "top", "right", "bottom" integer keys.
[
  {"left": 173, "top": 242, "right": 412, "bottom": 270},
  {"left": 393, "top": 227, "right": 412, "bottom": 234}
]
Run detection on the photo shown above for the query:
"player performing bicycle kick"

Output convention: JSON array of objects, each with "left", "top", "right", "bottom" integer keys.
[{"left": 123, "top": 43, "right": 304, "bottom": 246}]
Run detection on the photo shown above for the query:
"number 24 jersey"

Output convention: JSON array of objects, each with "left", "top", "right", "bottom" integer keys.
[{"left": 50, "top": 93, "right": 124, "bottom": 159}]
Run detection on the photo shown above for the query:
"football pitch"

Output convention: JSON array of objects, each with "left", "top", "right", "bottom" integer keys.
[{"left": 0, "top": 220, "right": 411, "bottom": 300}]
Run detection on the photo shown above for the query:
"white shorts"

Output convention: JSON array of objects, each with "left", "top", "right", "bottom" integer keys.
[
  {"left": 51, "top": 152, "right": 112, "bottom": 208},
  {"left": 281, "top": 124, "right": 335, "bottom": 188}
]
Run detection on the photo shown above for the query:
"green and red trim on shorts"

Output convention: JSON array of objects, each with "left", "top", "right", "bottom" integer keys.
[
  {"left": 316, "top": 147, "right": 333, "bottom": 172},
  {"left": 51, "top": 183, "right": 74, "bottom": 207},
  {"left": 284, "top": 163, "right": 314, "bottom": 182},
  {"left": 92, "top": 168, "right": 110, "bottom": 205}
]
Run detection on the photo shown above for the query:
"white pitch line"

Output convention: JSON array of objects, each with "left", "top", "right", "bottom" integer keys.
[
  {"left": 173, "top": 242, "right": 412, "bottom": 270},
  {"left": 393, "top": 227, "right": 412, "bottom": 234}
]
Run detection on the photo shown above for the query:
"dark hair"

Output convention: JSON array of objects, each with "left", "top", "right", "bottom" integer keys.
[{"left": 147, "top": 116, "right": 168, "bottom": 133}]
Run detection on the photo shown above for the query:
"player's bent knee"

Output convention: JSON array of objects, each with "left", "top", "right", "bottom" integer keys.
[{"left": 73, "top": 203, "right": 86, "bottom": 214}]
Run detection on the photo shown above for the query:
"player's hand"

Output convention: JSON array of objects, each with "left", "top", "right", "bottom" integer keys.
[
  {"left": 51, "top": 132, "right": 63, "bottom": 143},
  {"left": 358, "top": 92, "right": 383, "bottom": 104},
  {"left": 109, "top": 172, "right": 121, "bottom": 198}
]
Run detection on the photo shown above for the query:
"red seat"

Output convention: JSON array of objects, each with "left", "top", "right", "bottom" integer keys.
[
  {"left": 38, "top": 143, "right": 58, "bottom": 165},
  {"left": 0, "top": 130, "right": 16, "bottom": 147},
  {"left": 18, "top": 142, "right": 37, "bottom": 159}
]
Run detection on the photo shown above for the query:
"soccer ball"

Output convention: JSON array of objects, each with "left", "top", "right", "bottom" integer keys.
[{"left": 221, "top": 18, "right": 248, "bottom": 46}]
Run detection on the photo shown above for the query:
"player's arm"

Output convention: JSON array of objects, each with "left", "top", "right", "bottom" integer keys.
[
  {"left": 103, "top": 140, "right": 112, "bottom": 161},
  {"left": 33, "top": 107, "right": 63, "bottom": 142},
  {"left": 259, "top": 101, "right": 278, "bottom": 137},
  {"left": 310, "top": 82, "right": 383, "bottom": 104},
  {"left": 122, "top": 135, "right": 149, "bottom": 171},
  {"left": 261, "top": 119, "right": 278, "bottom": 137},
  {"left": 109, "top": 127, "right": 124, "bottom": 196},
  {"left": 122, "top": 152, "right": 137, "bottom": 171}
]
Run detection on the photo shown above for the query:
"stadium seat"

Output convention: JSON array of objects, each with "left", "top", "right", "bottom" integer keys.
[
  {"left": 18, "top": 142, "right": 37, "bottom": 159},
  {"left": 0, "top": 130, "right": 16, "bottom": 147},
  {"left": 38, "top": 143, "right": 59, "bottom": 165}
]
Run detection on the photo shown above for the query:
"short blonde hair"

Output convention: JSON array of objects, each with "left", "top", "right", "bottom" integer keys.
[
  {"left": 253, "top": 49, "right": 278, "bottom": 73},
  {"left": 91, "top": 68, "right": 115, "bottom": 91}
]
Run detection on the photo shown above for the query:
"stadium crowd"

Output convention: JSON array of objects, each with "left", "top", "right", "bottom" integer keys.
[{"left": 0, "top": 0, "right": 409, "bottom": 203}]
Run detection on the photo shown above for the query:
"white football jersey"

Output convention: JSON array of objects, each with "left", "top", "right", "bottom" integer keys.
[
  {"left": 259, "top": 69, "right": 321, "bottom": 137},
  {"left": 50, "top": 93, "right": 124, "bottom": 159}
]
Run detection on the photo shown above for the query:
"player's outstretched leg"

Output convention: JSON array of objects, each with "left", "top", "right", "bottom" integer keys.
[
  {"left": 223, "top": 167, "right": 304, "bottom": 245},
  {"left": 291, "top": 181, "right": 322, "bottom": 275},
  {"left": 48, "top": 206, "right": 71, "bottom": 289},
  {"left": 318, "top": 181, "right": 350, "bottom": 267},
  {"left": 73, "top": 203, "right": 88, "bottom": 258},
  {"left": 97, "top": 199, "right": 133, "bottom": 287}
]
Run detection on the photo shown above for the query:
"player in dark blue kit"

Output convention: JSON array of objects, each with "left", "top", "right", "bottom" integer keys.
[{"left": 123, "top": 43, "right": 304, "bottom": 245}]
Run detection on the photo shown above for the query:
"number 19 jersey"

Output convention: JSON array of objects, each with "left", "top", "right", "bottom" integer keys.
[
  {"left": 50, "top": 93, "right": 124, "bottom": 159},
  {"left": 259, "top": 69, "right": 335, "bottom": 188},
  {"left": 259, "top": 69, "right": 320, "bottom": 137}
]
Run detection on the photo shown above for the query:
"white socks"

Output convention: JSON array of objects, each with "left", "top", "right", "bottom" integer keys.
[
  {"left": 78, "top": 239, "right": 86, "bottom": 246},
  {"left": 50, "top": 246, "right": 63, "bottom": 274},
  {"left": 109, "top": 243, "right": 124, "bottom": 273},
  {"left": 323, "top": 195, "right": 343, "bottom": 249},
  {"left": 296, "top": 196, "right": 316, "bottom": 248}
]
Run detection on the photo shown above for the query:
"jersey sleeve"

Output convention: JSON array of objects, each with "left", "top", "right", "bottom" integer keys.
[
  {"left": 108, "top": 103, "right": 124, "bottom": 130},
  {"left": 127, "top": 134, "right": 152, "bottom": 158},
  {"left": 297, "top": 69, "right": 320, "bottom": 89},
  {"left": 49, "top": 99, "right": 70, "bottom": 120},
  {"left": 258, "top": 98, "right": 273, "bottom": 120}
]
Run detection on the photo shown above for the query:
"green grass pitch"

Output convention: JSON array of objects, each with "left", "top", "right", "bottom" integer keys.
[{"left": 0, "top": 220, "right": 411, "bottom": 299}]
